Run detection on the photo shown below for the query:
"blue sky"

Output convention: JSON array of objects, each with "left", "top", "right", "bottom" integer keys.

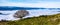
[
  {"left": 7, "top": 0, "right": 59, "bottom": 2},
  {"left": 0, "top": 0, "right": 60, "bottom": 8},
  {"left": 9, "top": 0, "right": 60, "bottom": 2}
]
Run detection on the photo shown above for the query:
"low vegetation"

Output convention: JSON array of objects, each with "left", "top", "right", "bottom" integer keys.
[{"left": 0, "top": 13, "right": 60, "bottom": 25}]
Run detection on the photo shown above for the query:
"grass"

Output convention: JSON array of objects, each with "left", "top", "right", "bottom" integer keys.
[{"left": 0, "top": 13, "right": 60, "bottom": 25}]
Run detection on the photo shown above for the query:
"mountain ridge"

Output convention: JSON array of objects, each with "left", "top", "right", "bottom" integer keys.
[{"left": 0, "top": 6, "right": 41, "bottom": 10}]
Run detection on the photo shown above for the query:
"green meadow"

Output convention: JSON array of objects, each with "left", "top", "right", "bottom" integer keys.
[{"left": 0, "top": 13, "right": 60, "bottom": 25}]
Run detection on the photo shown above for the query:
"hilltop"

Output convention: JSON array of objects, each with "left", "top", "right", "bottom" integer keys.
[{"left": 0, "top": 13, "right": 60, "bottom": 25}]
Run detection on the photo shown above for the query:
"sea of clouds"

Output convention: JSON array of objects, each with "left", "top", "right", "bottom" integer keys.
[{"left": 0, "top": 9, "right": 60, "bottom": 21}]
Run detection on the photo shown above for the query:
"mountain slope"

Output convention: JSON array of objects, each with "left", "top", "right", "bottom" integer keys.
[{"left": 0, "top": 13, "right": 60, "bottom": 25}]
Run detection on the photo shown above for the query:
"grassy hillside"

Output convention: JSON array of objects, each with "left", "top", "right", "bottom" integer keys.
[{"left": 0, "top": 13, "right": 60, "bottom": 25}]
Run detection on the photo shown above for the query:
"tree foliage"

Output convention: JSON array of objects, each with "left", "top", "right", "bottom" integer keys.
[{"left": 14, "top": 10, "right": 29, "bottom": 18}]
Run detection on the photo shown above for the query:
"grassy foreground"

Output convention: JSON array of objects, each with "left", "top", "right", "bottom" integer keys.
[{"left": 0, "top": 13, "right": 60, "bottom": 25}]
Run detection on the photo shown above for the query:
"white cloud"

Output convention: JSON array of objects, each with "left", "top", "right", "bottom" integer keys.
[
  {"left": 0, "top": 0, "right": 60, "bottom": 8},
  {"left": 0, "top": 2, "right": 60, "bottom": 8}
]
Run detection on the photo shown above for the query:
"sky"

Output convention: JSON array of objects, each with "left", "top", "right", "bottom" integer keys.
[{"left": 0, "top": 0, "right": 60, "bottom": 8}]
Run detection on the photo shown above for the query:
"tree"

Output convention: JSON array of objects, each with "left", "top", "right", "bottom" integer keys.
[
  {"left": 0, "top": 19, "right": 8, "bottom": 22},
  {"left": 13, "top": 10, "right": 29, "bottom": 18},
  {"left": 0, "top": 13, "right": 2, "bottom": 14}
]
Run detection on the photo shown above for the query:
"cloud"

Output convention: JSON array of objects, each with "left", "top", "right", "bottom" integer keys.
[
  {"left": 0, "top": 0, "right": 60, "bottom": 8},
  {"left": 0, "top": 2, "right": 60, "bottom": 8}
]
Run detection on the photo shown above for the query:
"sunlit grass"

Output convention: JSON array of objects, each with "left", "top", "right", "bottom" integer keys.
[{"left": 0, "top": 13, "right": 60, "bottom": 25}]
